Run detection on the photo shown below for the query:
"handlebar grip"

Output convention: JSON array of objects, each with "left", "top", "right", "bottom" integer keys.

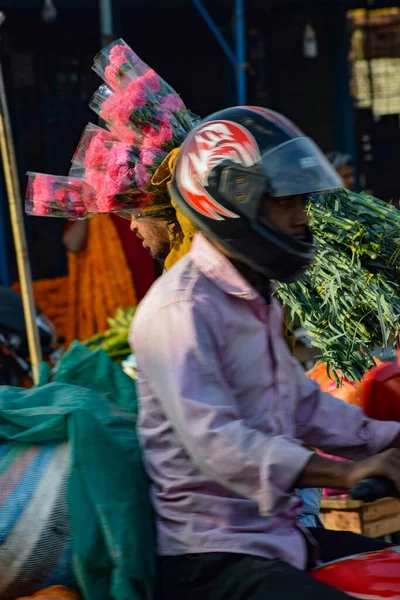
[{"left": 349, "top": 476, "right": 399, "bottom": 502}]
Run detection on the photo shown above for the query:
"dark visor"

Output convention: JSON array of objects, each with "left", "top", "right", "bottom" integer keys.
[{"left": 261, "top": 137, "right": 343, "bottom": 198}]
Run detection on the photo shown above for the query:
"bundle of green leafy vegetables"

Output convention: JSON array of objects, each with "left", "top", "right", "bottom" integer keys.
[{"left": 276, "top": 189, "right": 400, "bottom": 381}]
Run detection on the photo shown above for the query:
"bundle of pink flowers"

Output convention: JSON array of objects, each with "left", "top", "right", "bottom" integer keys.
[
  {"left": 25, "top": 172, "right": 95, "bottom": 219},
  {"left": 92, "top": 39, "right": 148, "bottom": 90},
  {"left": 26, "top": 39, "right": 199, "bottom": 219}
]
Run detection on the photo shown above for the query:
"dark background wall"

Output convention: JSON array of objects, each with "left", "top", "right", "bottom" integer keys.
[{"left": 0, "top": 0, "right": 396, "bottom": 283}]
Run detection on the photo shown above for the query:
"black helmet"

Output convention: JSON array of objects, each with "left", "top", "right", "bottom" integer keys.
[{"left": 169, "top": 106, "right": 343, "bottom": 283}]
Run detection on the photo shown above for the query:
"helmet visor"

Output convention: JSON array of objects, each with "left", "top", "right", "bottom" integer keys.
[{"left": 261, "top": 137, "right": 343, "bottom": 197}]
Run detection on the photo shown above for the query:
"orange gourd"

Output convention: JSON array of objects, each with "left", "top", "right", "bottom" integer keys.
[
  {"left": 17, "top": 586, "right": 80, "bottom": 599},
  {"left": 307, "top": 362, "right": 362, "bottom": 406}
]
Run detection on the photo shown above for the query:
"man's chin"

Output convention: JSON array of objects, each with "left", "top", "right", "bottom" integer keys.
[{"left": 150, "top": 247, "right": 170, "bottom": 261}]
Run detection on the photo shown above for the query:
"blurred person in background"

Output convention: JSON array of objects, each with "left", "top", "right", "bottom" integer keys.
[
  {"left": 63, "top": 216, "right": 156, "bottom": 300},
  {"left": 326, "top": 151, "right": 356, "bottom": 191},
  {"left": 62, "top": 214, "right": 156, "bottom": 344}
]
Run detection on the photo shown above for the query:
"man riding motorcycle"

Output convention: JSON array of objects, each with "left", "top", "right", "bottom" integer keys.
[
  {"left": 129, "top": 132, "right": 321, "bottom": 528},
  {"left": 131, "top": 106, "right": 400, "bottom": 599}
]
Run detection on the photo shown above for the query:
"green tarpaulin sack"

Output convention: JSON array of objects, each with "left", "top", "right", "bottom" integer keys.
[{"left": 0, "top": 342, "right": 155, "bottom": 600}]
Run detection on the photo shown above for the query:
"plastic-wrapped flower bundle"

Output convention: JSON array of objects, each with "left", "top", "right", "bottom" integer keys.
[
  {"left": 25, "top": 173, "right": 96, "bottom": 219},
  {"left": 25, "top": 39, "right": 200, "bottom": 219},
  {"left": 70, "top": 123, "right": 141, "bottom": 212},
  {"left": 92, "top": 38, "right": 149, "bottom": 90},
  {"left": 89, "top": 56, "right": 196, "bottom": 168}
]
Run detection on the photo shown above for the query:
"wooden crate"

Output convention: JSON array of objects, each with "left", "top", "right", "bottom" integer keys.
[{"left": 320, "top": 495, "right": 400, "bottom": 538}]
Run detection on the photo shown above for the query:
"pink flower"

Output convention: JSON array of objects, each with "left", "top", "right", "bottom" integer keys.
[
  {"left": 122, "top": 79, "right": 147, "bottom": 110},
  {"left": 96, "top": 189, "right": 117, "bottom": 212},
  {"left": 55, "top": 183, "right": 93, "bottom": 213},
  {"left": 32, "top": 174, "right": 52, "bottom": 198},
  {"left": 101, "top": 92, "right": 120, "bottom": 124},
  {"left": 85, "top": 134, "right": 111, "bottom": 171},
  {"left": 104, "top": 44, "right": 130, "bottom": 88},
  {"left": 140, "top": 148, "right": 158, "bottom": 166},
  {"left": 143, "top": 69, "right": 161, "bottom": 94},
  {"left": 142, "top": 124, "right": 157, "bottom": 137},
  {"left": 109, "top": 44, "right": 129, "bottom": 64},
  {"left": 157, "top": 124, "right": 173, "bottom": 146},
  {"left": 32, "top": 203, "right": 52, "bottom": 216},
  {"left": 67, "top": 189, "right": 81, "bottom": 206},
  {"left": 85, "top": 168, "right": 103, "bottom": 193},
  {"left": 54, "top": 188, "right": 68, "bottom": 209},
  {"left": 104, "top": 66, "right": 120, "bottom": 90},
  {"left": 117, "top": 128, "right": 136, "bottom": 145},
  {"left": 142, "top": 123, "right": 172, "bottom": 149},
  {"left": 110, "top": 143, "right": 130, "bottom": 168},
  {"left": 106, "top": 122, "right": 136, "bottom": 145},
  {"left": 108, "top": 44, "right": 139, "bottom": 73},
  {"left": 134, "top": 163, "right": 151, "bottom": 189},
  {"left": 72, "top": 206, "right": 87, "bottom": 218},
  {"left": 112, "top": 102, "right": 134, "bottom": 130},
  {"left": 103, "top": 143, "right": 135, "bottom": 195},
  {"left": 31, "top": 175, "right": 54, "bottom": 215},
  {"left": 82, "top": 185, "right": 97, "bottom": 212},
  {"left": 101, "top": 80, "right": 147, "bottom": 136},
  {"left": 160, "top": 93, "right": 185, "bottom": 113},
  {"left": 56, "top": 187, "right": 82, "bottom": 213}
]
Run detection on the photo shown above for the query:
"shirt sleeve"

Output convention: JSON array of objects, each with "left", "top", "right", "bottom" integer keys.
[
  {"left": 290, "top": 356, "right": 400, "bottom": 458},
  {"left": 131, "top": 298, "right": 313, "bottom": 517}
]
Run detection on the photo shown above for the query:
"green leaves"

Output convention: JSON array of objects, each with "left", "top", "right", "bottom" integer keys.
[
  {"left": 276, "top": 189, "right": 400, "bottom": 381},
  {"left": 83, "top": 306, "right": 136, "bottom": 363}
]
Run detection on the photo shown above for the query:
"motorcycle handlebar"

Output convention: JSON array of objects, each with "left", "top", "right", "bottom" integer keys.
[{"left": 349, "top": 477, "right": 399, "bottom": 502}]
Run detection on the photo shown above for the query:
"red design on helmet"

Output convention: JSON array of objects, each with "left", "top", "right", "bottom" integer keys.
[{"left": 176, "top": 120, "right": 261, "bottom": 220}]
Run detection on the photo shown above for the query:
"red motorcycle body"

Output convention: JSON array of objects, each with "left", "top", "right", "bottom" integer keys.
[
  {"left": 362, "top": 361, "right": 400, "bottom": 422},
  {"left": 311, "top": 355, "right": 400, "bottom": 598},
  {"left": 311, "top": 546, "right": 400, "bottom": 598}
]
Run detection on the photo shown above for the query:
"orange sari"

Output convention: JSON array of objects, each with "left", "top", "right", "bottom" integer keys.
[{"left": 13, "top": 215, "right": 137, "bottom": 346}]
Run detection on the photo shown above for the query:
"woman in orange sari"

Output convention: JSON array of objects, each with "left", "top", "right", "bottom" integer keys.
[{"left": 62, "top": 213, "right": 155, "bottom": 345}]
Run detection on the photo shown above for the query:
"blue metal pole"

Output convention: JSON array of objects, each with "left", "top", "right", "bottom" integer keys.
[
  {"left": 192, "top": 0, "right": 237, "bottom": 67},
  {"left": 333, "top": 3, "right": 358, "bottom": 186},
  {"left": 99, "top": 0, "right": 114, "bottom": 47},
  {"left": 235, "top": 0, "right": 246, "bottom": 105}
]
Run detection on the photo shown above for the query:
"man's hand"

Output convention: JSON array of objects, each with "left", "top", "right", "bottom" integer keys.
[
  {"left": 296, "top": 448, "right": 400, "bottom": 494},
  {"left": 344, "top": 449, "right": 400, "bottom": 493},
  {"left": 62, "top": 220, "right": 89, "bottom": 253}
]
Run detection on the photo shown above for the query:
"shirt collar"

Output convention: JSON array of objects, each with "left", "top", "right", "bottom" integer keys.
[{"left": 190, "top": 233, "right": 260, "bottom": 301}]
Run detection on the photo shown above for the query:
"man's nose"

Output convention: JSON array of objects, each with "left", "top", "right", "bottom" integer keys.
[
  {"left": 299, "top": 208, "right": 310, "bottom": 227},
  {"left": 294, "top": 201, "right": 310, "bottom": 227}
]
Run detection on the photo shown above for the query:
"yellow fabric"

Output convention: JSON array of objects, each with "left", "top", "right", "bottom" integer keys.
[
  {"left": 150, "top": 147, "right": 180, "bottom": 189},
  {"left": 164, "top": 197, "right": 198, "bottom": 271},
  {"left": 152, "top": 147, "right": 198, "bottom": 271},
  {"left": 17, "top": 586, "right": 81, "bottom": 599}
]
